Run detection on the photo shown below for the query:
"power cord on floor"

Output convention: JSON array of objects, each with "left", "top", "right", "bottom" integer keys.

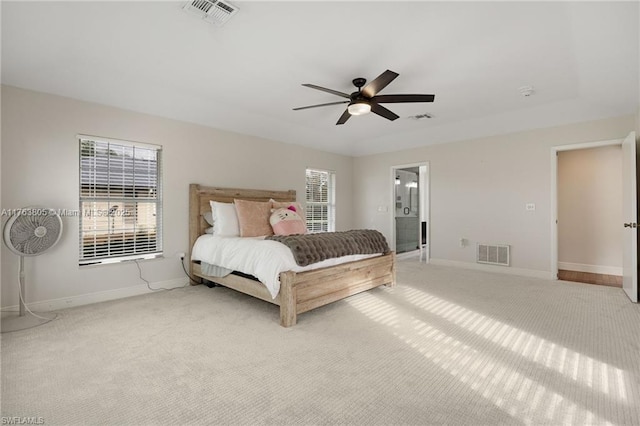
[{"left": 134, "top": 258, "right": 191, "bottom": 291}]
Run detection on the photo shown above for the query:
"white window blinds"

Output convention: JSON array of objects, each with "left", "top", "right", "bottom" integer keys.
[
  {"left": 305, "top": 168, "right": 335, "bottom": 233},
  {"left": 79, "top": 136, "right": 162, "bottom": 265}
]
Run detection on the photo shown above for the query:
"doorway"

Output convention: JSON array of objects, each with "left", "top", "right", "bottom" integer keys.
[
  {"left": 551, "top": 140, "right": 627, "bottom": 287},
  {"left": 557, "top": 144, "right": 623, "bottom": 287},
  {"left": 391, "top": 162, "right": 429, "bottom": 261}
]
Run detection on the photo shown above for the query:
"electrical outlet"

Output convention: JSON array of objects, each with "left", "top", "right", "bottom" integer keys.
[
  {"left": 526, "top": 203, "right": 536, "bottom": 211},
  {"left": 176, "top": 252, "right": 186, "bottom": 259}
]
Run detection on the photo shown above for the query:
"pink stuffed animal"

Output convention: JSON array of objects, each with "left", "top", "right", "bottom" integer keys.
[{"left": 269, "top": 206, "right": 307, "bottom": 236}]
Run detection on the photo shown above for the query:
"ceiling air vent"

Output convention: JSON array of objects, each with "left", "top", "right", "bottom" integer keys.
[
  {"left": 408, "top": 113, "right": 433, "bottom": 120},
  {"left": 183, "top": 0, "right": 239, "bottom": 26}
]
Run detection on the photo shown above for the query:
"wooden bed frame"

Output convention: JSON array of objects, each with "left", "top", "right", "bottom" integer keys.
[{"left": 189, "top": 184, "right": 396, "bottom": 327}]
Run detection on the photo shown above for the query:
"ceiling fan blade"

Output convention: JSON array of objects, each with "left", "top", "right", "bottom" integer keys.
[
  {"left": 371, "top": 103, "right": 400, "bottom": 121},
  {"left": 293, "top": 100, "right": 349, "bottom": 111},
  {"left": 373, "top": 94, "right": 435, "bottom": 103},
  {"left": 336, "top": 109, "right": 352, "bottom": 125},
  {"left": 361, "top": 70, "right": 399, "bottom": 98},
  {"left": 302, "top": 84, "right": 351, "bottom": 99}
]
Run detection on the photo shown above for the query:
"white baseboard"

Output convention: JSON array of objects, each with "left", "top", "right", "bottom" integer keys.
[
  {"left": 429, "top": 258, "right": 551, "bottom": 280},
  {"left": 557, "top": 262, "right": 623, "bottom": 276},
  {"left": 396, "top": 250, "right": 421, "bottom": 260},
  {"left": 0, "top": 278, "right": 189, "bottom": 313}
]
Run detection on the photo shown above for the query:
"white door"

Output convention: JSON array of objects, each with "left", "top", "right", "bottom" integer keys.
[{"left": 622, "top": 131, "right": 638, "bottom": 302}]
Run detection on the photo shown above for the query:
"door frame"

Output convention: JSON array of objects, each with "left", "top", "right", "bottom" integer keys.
[
  {"left": 621, "top": 131, "right": 637, "bottom": 302},
  {"left": 390, "top": 161, "right": 430, "bottom": 261},
  {"left": 550, "top": 138, "right": 624, "bottom": 280}
]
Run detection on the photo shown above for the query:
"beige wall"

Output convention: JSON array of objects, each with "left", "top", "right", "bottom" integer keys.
[
  {"left": 557, "top": 146, "right": 622, "bottom": 272},
  {"left": 353, "top": 115, "right": 635, "bottom": 274},
  {"left": 0, "top": 85, "right": 353, "bottom": 308}
]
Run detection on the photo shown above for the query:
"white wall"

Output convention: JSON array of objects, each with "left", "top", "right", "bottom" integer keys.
[
  {"left": 557, "top": 146, "right": 622, "bottom": 273},
  {"left": 353, "top": 115, "right": 635, "bottom": 276},
  {"left": 0, "top": 85, "right": 353, "bottom": 310}
]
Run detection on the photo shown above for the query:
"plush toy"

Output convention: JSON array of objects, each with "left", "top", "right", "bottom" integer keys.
[{"left": 269, "top": 206, "right": 307, "bottom": 236}]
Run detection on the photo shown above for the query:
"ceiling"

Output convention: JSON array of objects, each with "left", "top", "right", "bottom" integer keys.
[{"left": 2, "top": 1, "right": 638, "bottom": 157}]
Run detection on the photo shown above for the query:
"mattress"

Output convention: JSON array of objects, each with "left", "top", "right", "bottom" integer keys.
[{"left": 191, "top": 235, "right": 378, "bottom": 298}]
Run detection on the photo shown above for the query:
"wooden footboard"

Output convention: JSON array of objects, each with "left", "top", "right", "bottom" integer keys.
[
  {"left": 279, "top": 252, "right": 395, "bottom": 326},
  {"left": 192, "top": 252, "right": 395, "bottom": 327}
]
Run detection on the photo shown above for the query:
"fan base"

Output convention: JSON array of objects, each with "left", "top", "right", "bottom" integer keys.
[{"left": 1, "top": 312, "right": 55, "bottom": 333}]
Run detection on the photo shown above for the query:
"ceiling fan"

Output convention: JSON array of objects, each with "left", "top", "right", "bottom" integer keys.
[{"left": 293, "top": 69, "right": 435, "bottom": 125}]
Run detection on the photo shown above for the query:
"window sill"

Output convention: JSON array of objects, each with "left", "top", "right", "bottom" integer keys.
[{"left": 79, "top": 252, "right": 163, "bottom": 267}]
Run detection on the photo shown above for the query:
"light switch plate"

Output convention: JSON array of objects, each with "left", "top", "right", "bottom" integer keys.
[{"left": 526, "top": 203, "right": 535, "bottom": 211}]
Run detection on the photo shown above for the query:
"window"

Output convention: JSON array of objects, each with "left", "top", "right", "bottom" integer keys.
[
  {"left": 305, "top": 168, "right": 335, "bottom": 233},
  {"left": 79, "top": 136, "right": 162, "bottom": 265}
]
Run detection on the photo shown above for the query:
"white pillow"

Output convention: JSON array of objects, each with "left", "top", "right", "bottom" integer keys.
[
  {"left": 204, "top": 227, "right": 214, "bottom": 234},
  {"left": 210, "top": 201, "right": 240, "bottom": 237},
  {"left": 203, "top": 211, "right": 214, "bottom": 226}
]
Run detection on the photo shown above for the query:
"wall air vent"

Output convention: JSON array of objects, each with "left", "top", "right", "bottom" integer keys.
[
  {"left": 477, "top": 244, "right": 510, "bottom": 266},
  {"left": 183, "top": 0, "right": 239, "bottom": 26}
]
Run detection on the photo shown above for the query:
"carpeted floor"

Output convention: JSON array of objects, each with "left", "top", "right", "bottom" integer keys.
[{"left": 1, "top": 261, "right": 639, "bottom": 425}]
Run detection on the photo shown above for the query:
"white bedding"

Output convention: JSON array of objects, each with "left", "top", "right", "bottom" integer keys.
[{"left": 191, "top": 235, "right": 378, "bottom": 299}]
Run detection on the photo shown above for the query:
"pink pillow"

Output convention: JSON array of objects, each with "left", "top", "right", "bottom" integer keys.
[
  {"left": 269, "top": 207, "right": 307, "bottom": 236},
  {"left": 234, "top": 199, "right": 274, "bottom": 237},
  {"left": 270, "top": 199, "right": 304, "bottom": 217}
]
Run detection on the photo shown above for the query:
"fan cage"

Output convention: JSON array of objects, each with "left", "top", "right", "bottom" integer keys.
[{"left": 3, "top": 207, "right": 63, "bottom": 256}]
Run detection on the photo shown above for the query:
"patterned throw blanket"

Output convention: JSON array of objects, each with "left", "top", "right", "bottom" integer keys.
[{"left": 266, "top": 229, "right": 390, "bottom": 267}]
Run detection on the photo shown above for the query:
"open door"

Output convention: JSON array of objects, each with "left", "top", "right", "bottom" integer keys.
[
  {"left": 390, "top": 162, "right": 429, "bottom": 260},
  {"left": 622, "top": 131, "right": 638, "bottom": 302}
]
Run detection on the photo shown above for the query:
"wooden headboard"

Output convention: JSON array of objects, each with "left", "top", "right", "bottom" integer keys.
[{"left": 188, "top": 184, "right": 296, "bottom": 279}]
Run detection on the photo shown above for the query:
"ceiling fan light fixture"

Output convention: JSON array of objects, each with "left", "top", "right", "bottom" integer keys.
[{"left": 347, "top": 101, "right": 371, "bottom": 116}]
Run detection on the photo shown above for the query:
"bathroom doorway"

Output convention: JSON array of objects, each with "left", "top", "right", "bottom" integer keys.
[{"left": 391, "top": 162, "right": 429, "bottom": 261}]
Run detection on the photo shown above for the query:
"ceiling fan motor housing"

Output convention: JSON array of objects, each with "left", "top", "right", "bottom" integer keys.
[{"left": 350, "top": 78, "right": 370, "bottom": 109}]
